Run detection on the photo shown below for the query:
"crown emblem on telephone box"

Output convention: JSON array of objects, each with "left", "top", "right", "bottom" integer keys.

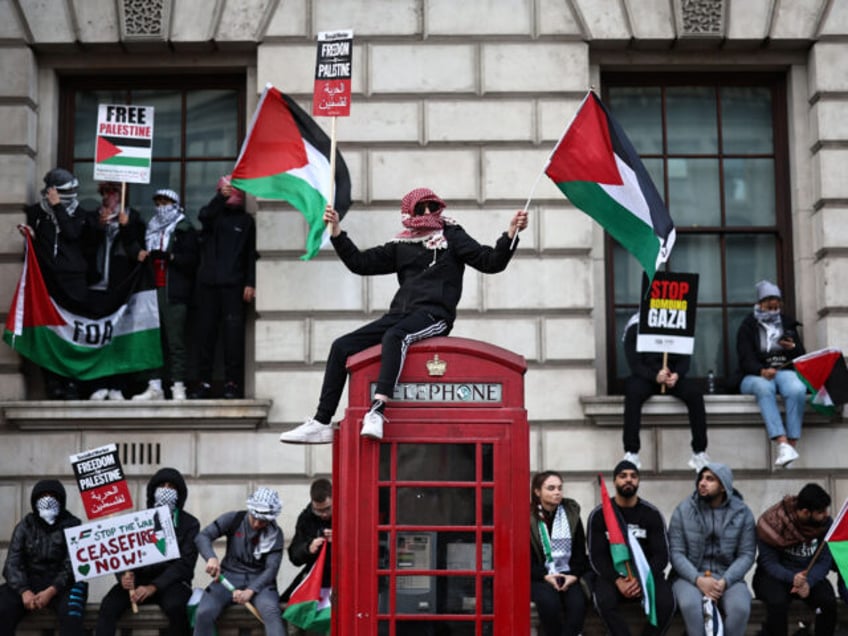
[{"left": 426, "top": 354, "right": 447, "bottom": 377}]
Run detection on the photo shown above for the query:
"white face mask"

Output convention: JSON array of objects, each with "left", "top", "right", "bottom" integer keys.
[
  {"left": 37, "top": 495, "right": 60, "bottom": 525},
  {"left": 154, "top": 486, "right": 178, "bottom": 511}
]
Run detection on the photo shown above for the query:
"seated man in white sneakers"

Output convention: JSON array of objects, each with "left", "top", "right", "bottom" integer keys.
[
  {"left": 621, "top": 313, "right": 710, "bottom": 471},
  {"left": 280, "top": 188, "right": 528, "bottom": 444}
]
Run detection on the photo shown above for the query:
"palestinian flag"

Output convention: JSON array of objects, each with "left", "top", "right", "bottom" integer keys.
[
  {"left": 545, "top": 91, "right": 675, "bottom": 280},
  {"left": 231, "top": 83, "right": 352, "bottom": 261},
  {"left": 95, "top": 135, "right": 152, "bottom": 168},
  {"left": 793, "top": 347, "right": 848, "bottom": 415},
  {"left": 283, "top": 540, "right": 331, "bottom": 634},
  {"left": 598, "top": 474, "right": 630, "bottom": 576},
  {"left": 825, "top": 497, "right": 848, "bottom": 583},
  {"left": 597, "top": 475, "right": 657, "bottom": 626},
  {"left": 627, "top": 524, "right": 658, "bottom": 627},
  {"left": 3, "top": 233, "right": 162, "bottom": 380}
]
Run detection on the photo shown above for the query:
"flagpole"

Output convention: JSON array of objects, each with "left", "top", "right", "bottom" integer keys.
[
  {"left": 510, "top": 89, "right": 594, "bottom": 250},
  {"left": 326, "top": 116, "right": 338, "bottom": 232}
]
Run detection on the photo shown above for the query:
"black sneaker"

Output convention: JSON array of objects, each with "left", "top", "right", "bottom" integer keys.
[
  {"left": 64, "top": 382, "right": 80, "bottom": 400},
  {"left": 223, "top": 382, "right": 241, "bottom": 399},
  {"left": 188, "top": 382, "right": 212, "bottom": 399}
]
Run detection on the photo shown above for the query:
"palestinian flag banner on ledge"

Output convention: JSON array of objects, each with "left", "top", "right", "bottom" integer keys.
[
  {"left": 545, "top": 91, "right": 675, "bottom": 281},
  {"left": 793, "top": 347, "right": 848, "bottom": 415},
  {"left": 231, "top": 83, "right": 352, "bottom": 261},
  {"left": 3, "top": 233, "right": 162, "bottom": 380},
  {"left": 283, "top": 540, "right": 331, "bottom": 634}
]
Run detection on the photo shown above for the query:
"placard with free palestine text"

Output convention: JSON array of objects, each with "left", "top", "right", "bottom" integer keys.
[
  {"left": 70, "top": 443, "right": 133, "bottom": 519},
  {"left": 94, "top": 104, "right": 154, "bottom": 184}
]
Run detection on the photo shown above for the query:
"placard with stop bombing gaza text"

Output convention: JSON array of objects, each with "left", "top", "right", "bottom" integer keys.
[
  {"left": 636, "top": 271, "right": 699, "bottom": 355},
  {"left": 64, "top": 506, "right": 179, "bottom": 582}
]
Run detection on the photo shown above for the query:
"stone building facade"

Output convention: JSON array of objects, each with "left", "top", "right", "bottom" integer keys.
[{"left": 0, "top": 0, "right": 847, "bottom": 603}]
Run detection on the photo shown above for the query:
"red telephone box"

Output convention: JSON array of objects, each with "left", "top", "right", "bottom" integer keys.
[{"left": 332, "top": 336, "right": 529, "bottom": 636}]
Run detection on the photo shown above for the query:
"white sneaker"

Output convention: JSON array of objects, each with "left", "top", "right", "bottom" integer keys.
[
  {"left": 775, "top": 443, "right": 799, "bottom": 467},
  {"left": 132, "top": 385, "right": 165, "bottom": 400},
  {"left": 89, "top": 388, "right": 109, "bottom": 401},
  {"left": 361, "top": 410, "right": 386, "bottom": 440},
  {"left": 279, "top": 419, "right": 333, "bottom": 444},
  {"left": 170, "top": 382, "right": 187, "bottom": 401},
  {"left": 622, "top": 451, "right": 641, "bottom": 470},
  {"left": 688, "top": 451, "right": 711, "bottom": 472},
  {"left": 107, "top": 389, "right": 125, "bottom": 401}
]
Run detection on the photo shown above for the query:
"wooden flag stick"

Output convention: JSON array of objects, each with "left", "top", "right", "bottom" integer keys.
[
  {"left": 325, "top": 116, "right": 338, "bottom": 232},
  {"left": 129, "top": 588, "right": 138, "bottom": 614},
  {"left": 661, "top": 352, "right": 668, "bottom": 394}
]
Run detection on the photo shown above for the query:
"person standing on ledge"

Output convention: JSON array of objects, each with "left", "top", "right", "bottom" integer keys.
[{"left": 280, "top": 187, "right": 528, "bottom": 444}]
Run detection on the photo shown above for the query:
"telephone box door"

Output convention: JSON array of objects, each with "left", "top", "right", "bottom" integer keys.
[{"left": 333, "top": 337, "right": 529, "bottom": 636}]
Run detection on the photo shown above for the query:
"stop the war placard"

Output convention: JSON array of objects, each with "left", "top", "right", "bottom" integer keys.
[
  {"left": 70, "top": 443, "right": 133, "bottom": 519},
  {"left": 313, "top": 29, "right": 353, "bottom": 117},
  {"left": 94, "top": 103, "right": 154, "bottom": 184},
  {"left": 636, "top": 271, "right": 699, "bottom": 355},
  {"left": 64, "top": 506, "right": 179, "bottom": 582}
]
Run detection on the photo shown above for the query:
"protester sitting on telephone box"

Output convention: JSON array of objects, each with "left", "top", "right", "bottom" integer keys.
[
  {"left": 193, "top": 487, "right": 285, "bottom": 636},
  {"left": 279, "top": 187, "right": 528, "bottom": 444},
  {"left": 0, "top": 480, "right": 88, "bottom": 636},
  {"left": 734, "top": 280, "right": 807, "bottom": 468},
  {"left": 131, "top": 189, "right": 198, "bottom": 401},
  {"left": 95, "top": 468, "right": 199, "bottom": 636},
  {"left": 189, "top": 175, "right": 256, "bottom": 400},
  {"left": 21, "top": 168, "right": 94, "bottom": 399},
  {"left": 86, "top": 181, "right": 147, "bottom": 402}
]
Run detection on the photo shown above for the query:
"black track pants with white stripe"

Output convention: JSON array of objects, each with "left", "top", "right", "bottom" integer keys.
[{"left": 315, "top": 310, "right": 449, "bottom": 424}]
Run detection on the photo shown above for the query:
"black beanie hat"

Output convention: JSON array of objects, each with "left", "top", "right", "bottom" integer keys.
[{"left": 614, "top": 459, "right": 639, "bottom": 477}]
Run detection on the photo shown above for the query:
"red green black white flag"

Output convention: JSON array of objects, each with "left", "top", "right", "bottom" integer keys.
[
  {"left": 545, "top": 91, "right": 675, "bottom": 280},
  {"left": 3, "top": 234, "right": 162, "bottom": 380},
  {"left": 793, "top": 347, "right": 848, "bottom": 414},
  {"left": 825, "top": 497, "right": 848, "bottom": 583},
  {"left": 231, "top": 84, "right": 352, "bottom": 260},
  {"left": 282, "top": 539, "right": 331, "bottom": 634}
]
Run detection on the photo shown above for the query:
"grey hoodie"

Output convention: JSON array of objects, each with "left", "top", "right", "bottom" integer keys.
[{"left": 668, "top": 462, "right": 756, "bottom": 586}]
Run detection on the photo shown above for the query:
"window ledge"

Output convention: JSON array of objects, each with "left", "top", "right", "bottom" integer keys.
[
  {"left": 580, "top": 394, "right": 841, "bottom": 427},
  {"left": 0, "top": 399, "right": 272, "bottom": 431}
]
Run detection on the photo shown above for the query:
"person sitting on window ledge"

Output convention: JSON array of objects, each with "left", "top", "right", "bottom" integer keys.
[
  {"left": 621, "top": 312, "right": 709, "bottom": 472},
  {"left": 734, "top": 280, "right": 806, "bottom": 468}
]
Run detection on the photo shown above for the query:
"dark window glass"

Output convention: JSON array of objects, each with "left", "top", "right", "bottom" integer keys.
[
  {"left": 603, "top": 74, "right": 792, "bottom": 390},
  {"left": 58, "top": 75, "right": 245, "bottom": 225}
]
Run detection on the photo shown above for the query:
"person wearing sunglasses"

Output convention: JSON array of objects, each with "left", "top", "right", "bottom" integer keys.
[{"left": 280, "top": 187, "right": 528, "bottom": 444}]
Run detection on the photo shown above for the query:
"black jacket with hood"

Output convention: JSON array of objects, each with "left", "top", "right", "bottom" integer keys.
[
  {"left": 120, "top": 467, "right": 199, "bottom": 590},
  {"left": 2, "top": 479, "right": 81, "bottom": 594}
]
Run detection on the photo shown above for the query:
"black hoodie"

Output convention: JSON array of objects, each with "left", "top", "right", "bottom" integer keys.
[
  {"left": 2, "top": 479, "right": 80, "bottom": 594},
  {"left": 122, "top": 468, "right": 199, "bottom": 590}
]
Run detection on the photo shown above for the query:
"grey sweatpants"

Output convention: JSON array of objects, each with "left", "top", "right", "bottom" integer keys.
[{"left": 672, "top": 578, "right": 751, "bottom": 636}]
